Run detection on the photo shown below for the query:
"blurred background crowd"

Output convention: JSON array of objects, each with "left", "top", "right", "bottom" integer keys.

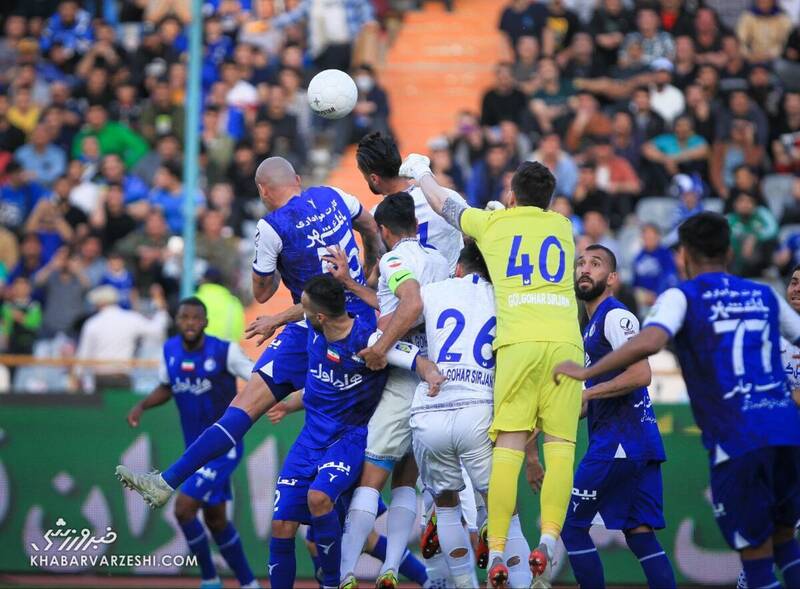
[{"left": 0, "top": 0, "right": 799, "bottom": 394}]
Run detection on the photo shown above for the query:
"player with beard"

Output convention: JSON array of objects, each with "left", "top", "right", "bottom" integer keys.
[{"left": 562, "top": 245, "right": 675, "bottom": 589}]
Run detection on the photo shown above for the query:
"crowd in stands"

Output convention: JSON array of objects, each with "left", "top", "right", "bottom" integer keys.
[
  {"left": 0, "top": 0, "right": 395, "bottom": 392},
  {"left": 423, "top": 0, "right": 800, "bottom": 320}
]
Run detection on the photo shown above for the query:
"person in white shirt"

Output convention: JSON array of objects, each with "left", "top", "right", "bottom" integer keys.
[
  {"left": 76, "top": 285, "right": 169, "bottom": 390},
  {"left": 649, "top": 58, "right": 686, "bottom": 127}
]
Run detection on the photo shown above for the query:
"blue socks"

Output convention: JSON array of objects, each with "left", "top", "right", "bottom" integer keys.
[
  {"left": 311, "top": 510, "right": 342, "bottom": 588},
  {"left": 269, "top": 536, "right": 297, "bottom": 589},
  {"left": 163, "top": 407, "right": 252, "bottom": 488},
  {"left": 212, "top": 522, "right": 255, "bottom": 586},
  {"left": 625, "top": 531, "right": 676, "bottom": 589},
  {"left": 179, "top": 518, "right": 216, "bottom": 581},
  {"left": 742, "top": 556, "right": 779, "bottom": 588},
  {"left": 562, "top": 524, "right": 605, "bottom": 588},
  {"left": 775, "top": 538, "right": 800, "bottom": 586},
  {"left": 367, "top": 535, "right": 428, "bottom": 586}
]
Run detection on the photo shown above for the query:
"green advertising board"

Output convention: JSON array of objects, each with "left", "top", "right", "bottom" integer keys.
[{"left": 0, "top": 393, "right": 740, "bottom": 584}]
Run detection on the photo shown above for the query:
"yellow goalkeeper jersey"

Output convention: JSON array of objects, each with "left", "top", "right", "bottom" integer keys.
[{"left": 460, "top": 205, "right": 582, "bottom": 350}]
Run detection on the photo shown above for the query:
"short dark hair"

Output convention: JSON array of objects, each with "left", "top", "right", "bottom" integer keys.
[
  {"left": 177, "top": 296, "right": 207, "bottom": 315},
  {"left": 677, "top": 212, "right": 730, "bottom": 263},
  {"left": 356, "top": 132, "right": 401, "bottom": 178},
  {"left": 511, "top": 161, "right": 556, "bottom": 208},
  {"left": 303, "top": 274, "right": 346, "bottom": 316},
  {"left": 585, "top": 244, "right": 617, "bottom": 272},
  {"left": 374, "top": 192, "right": 416, "bottom": 234},
  {"left": 458, "top": 240, "right": 490, "bottom": 281},
  {"left": 792, "top": 264, "right": 800, "bottom": 276}
]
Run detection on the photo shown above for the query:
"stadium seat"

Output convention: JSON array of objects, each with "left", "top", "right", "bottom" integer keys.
[
  {"left": 762, "top": 174, "right": 795, "bottom": 219},
  {"left": 635, "top": 197, "right": 677, "bottom": 233}
]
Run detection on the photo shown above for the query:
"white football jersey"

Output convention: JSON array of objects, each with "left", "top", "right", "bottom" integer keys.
[
  {"left": 377, "top": 238, "right": 450, "bottom": 325},
  {"left": 408, "top": 185, "right": 465, "bottom": 274},
  {"left": 411, "top": 273, "right": 496, "bottom": 413}
]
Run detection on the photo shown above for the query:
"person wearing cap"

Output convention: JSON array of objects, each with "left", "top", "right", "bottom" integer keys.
[
  {"left": 648, "top": 58, "right": 685, "bottom": 126},
  {"left": 76, "top": 284, "right": 169, "bottom": 391},
  {"left": 195, "top": 267, "right": 245, "bottom": 343}
]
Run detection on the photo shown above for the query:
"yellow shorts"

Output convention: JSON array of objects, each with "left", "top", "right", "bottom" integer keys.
[{"left": 489, "top": 341, "right": 583, "bottom": 442}]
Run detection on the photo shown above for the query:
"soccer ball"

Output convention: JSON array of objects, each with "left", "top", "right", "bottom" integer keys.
[{"left": 307, "top": 69, "right": 358, "bottom": 120}]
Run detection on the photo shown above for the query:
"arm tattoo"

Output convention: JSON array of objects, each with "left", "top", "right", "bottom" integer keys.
[{"left": 442, "top": 196, "right": 468, "bottom": 231}]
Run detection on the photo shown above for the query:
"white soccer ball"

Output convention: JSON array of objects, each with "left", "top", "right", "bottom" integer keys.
[{"left": 307, "top": 69, "right": 358, "bottom": 120}]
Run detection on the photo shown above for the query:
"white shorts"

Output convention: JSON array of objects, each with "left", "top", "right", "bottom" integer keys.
[
  {"left": 365, "top": 367, "right": 420, "bottom": 465},
  {"left": 410, "top": 403, "right": 493, "bottom": 498}
]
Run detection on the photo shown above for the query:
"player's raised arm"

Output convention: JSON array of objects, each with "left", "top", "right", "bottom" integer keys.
[
  {"left": 399, "top": 154, "right": 470, "bottom": 231},
  {"left": 360, "top": 278, "right": 423, "bottom": 370},
  {"left": 352, "top": 209, "right": 383, "bottom": 279},
  {"left": 322, "top": 245, "right": 379, "bottom": 310}
]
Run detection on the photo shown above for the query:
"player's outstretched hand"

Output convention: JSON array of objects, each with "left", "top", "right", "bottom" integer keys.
[
  {"left": 399, "top": 153, "right": 432, "bottom": 182},
  {"left": 246, "top": 315, "right": 281, "bottom": 346},
  {"left": 358, "top": 345, "right": 388, "bottom": 371},
  {"left": 552, "top": 360, "right": 588, "bottom": 384},
  {"left": 321, "top": 246, "right": 351, "bottom": 284},
  {"left": 266, "top": 402, "right": 288, "bottom": 425},
  {"left": 415, "top": 356, "right": 447, "bottom": 397},
  {"left": 526, "top": 455, "right": 545, "bottom": 493},
  {"left": 127, "top": 404, "right": 143, "bottom": 428}
]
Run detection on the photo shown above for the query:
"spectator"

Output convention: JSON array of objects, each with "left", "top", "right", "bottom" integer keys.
[
  {"left": 72, "top": 104, "right": 150, "bottom": 169},
  {"left": 14, "top": 123, "right": 67, "bottom": 187},
  {"left": 619, "top": 7, "right": 675, "bottom": 66},
  {"left": 0, "top": 161, "right": 47, "bottom": 231},
  {"left": 498, "top": 0, "right": 548, "bottom": 55},
  {"left": 628, "top": 86, "right": 667, "bottom": 144},
  {"left": 542, "top": 0, "right": 580, "bottom": 60},
  {"left": 719, "top": 35, "right": 751, "bottom": 94},
  {"left": 710, "top": 118, "right": 764, "bottom": 199},
  {"left": 658, "top": 0, "right": 696, "bottom": 36},
  {"left": 0, "top": 94, "right": 27, "bottom": 156},
  {"left": 648, "top": 58, "right": 686, "bottom": 126},
  {"left": 480, "top": 63, "right": 528, "bottom": 128},
  {"left": 683, "top": 83, "right": 716, "bottom": 144},
  {"left": 672, "top": 35, "right": 699, "bottom": 90},
  {"left": 564, "top": 91, "right": 611, "bottom": 152},
  {"left": 466, "top": 143, "right": 512, "bottom": 208},
  {"left": 109, "top": 83, "right": 144, "bottom": 129},
  {"left": 450, "top": 111, "right": 485, "bottom": 180},
  {"left": 530, "top": 132, "right": 578, "bottom": 197},
  {"left": 196, "top": 209, "right": 240, "bottom": 291},
  {"left": 551, "top": 193, "right": 583, "bottom": 235},
  {"left": 581, "top": 209, "right": 621, "bottom": 260},
  {"left": 611, "top": 110, "right": 641, "bottom": 170},
  {"left": 529, "top": 58, "right": 574, "bottom": 134},
  {"left": 7, "top": 87, "right": 41, "bottom": 135},
  {"left": 7, "top": 233, "right": 46, "bottom": 287},
  {"left": 642, "top": 115, "right": 709, "bottom": 195},
  {"left": 33, "top": 247, "right": 89, "bottom": 339},
  {"left": 632, "top": 223, "right": 679, "bottom": 309},
  {"left": 346, "top": 64, "right": 391, "bottom": 149},
  {"left": 715, "top": 89, "right": 770, "bottom": 149},
  {"left": 201, "top": 105, "right": 235, "bottom": 187},
  {"left": 39, "top": 0, "right": 93, "bottom": 57},
  {"left": 562, "top": 33, "right": 603, "bottom": 81},
  {"left": 139, "top": 78, "right": 185, "bottom": 145},
  {"left": 591, "top": 134, "right": 641, "bottom": 223},
  {"left": 736, "top": 0, "right": 793, "bottom": 62},
  {"left": 689, "top": 6, "right": 728, "bottom": 68},
  {"left": 0, "top": 276, "right": 42, "bottom": 356},
  {"left": 195, "top": 267, "right": 245, "bottom": 342},
  {"left": 727, "top": 189, "right": 779, "bottom": 277},
  {"left": 99, "top": 251, "right": 135, "bottom": 309},
  {"left": 147, "top": 161, "right": 205, "bottom": 235},
  {"left": 512, "top": 36, "right": 540, "bottom": 95},
  {"left": 588, "top": 0, "right": 635, "bottom": 69},
  {"left": 572, "top": 161, "right": 611, "bottom": 218},
  {"left": 97, "top": 153, "right": 149, "bottom": 205},
  {"left": 670, "top": 173, "right": 706, "bottom": 231},
  {"left": 76, "top": 233, "right": 106, "bottom": 287},
  {"left": 428, "top": 136, "right": 465, "bottom": 193},
  {"left": 226, "top": 141, "right": 260, "bottom": 200},
  {"left": 89, "top": 183, "right": 137, "bottom": 251},
  {"left": 771, "top": 91, "right": 800, "bottom": 174},
  {"left": 50, "top": 175, "right": 88, "bottom": 233},
  {"left": 76, "top": 284, "right": 168, "bottom": 391},
  {"left": 132, "top": 133, "right": 182, "bottom": 185},
  {"left": 262, "top": 85, "right": 305, "bottom": 167},
  {"left": 779, "top": 177, "right": 800, "bottom": 226},
  {"left": 115, "top": 209, "right": 170, "bottom": 288}
]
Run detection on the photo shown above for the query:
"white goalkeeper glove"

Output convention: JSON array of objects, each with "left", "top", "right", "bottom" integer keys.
[
  {"left": 399, "top": 153, "right": 433, "bottom": 182},
  {"left": 485, "top": 200, "right": 506, "bottom": 211}
]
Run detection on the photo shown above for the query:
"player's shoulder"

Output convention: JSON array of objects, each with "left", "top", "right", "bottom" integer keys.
[
  {"left": 350, "top": 314, "right": 377, "bottom": 349},
  {"left": 163, "top": 334, "right": 182, "bottom": 352},
  {"left": 603, "top": 303, "right": 639, "bottom": 333}
]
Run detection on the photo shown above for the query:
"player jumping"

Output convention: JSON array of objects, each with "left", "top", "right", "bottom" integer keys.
[
  {"left": 401, "top": 155, "right": 583, "bottom": 587},
  {"left": 561, "top": 245, "right": 675, "bottom": 588},
  {"left": 122, "top": 297, "right": 259, "bottom": 589},
  {"left": 554, "top": 212, "right": 800, "bottom": 589}
]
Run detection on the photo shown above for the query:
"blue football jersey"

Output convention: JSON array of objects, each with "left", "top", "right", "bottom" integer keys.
[
  {"left": 632, "top": 247, "right": 678, "bottom": 295},
  {"left": 252, "top": 186, "right": 372, "bottom": 318},
  {"left": 645, "top": 272, "right": 800, "bottom": 465},
  {"left": 584, "top": 297, "right": 665, "bottom": 461},
  {"left": 299, "top": 314, "right": 389, "bottom": 449},
  {"left": 161, "top": 335, "right": 241, "bottom": 449}
]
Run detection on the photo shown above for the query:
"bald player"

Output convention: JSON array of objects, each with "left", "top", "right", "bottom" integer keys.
[{"left": 116, "top": 159, "right": 383, "bottom": 557}]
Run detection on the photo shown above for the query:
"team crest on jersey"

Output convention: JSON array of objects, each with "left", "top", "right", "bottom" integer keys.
[
  {"left": 204, "top": 357, "right": 216, "bottom": 372},
  {"left": 619, "top": 316, "right": 635, "bottom": 335}
]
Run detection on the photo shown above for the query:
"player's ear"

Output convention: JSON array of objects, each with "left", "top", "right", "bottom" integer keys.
[
  {"left": 454, "top": 262, "right": 464, "bottom": 278},
  {"left": 506, "top": 190, "right": 517, "bottom": 208}
]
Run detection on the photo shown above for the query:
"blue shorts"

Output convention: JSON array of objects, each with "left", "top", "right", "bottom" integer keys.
[
  {"left": 710, "top": 445, "right": 800, "bottom": 550},
  {"left": 179, "top": 443, "right": 243, "bottom": 506},
  {"left": 565, "top": 455, "right": 665, "bottom": 531},
  {"left": 273, "top": 430, "right": 366, "bottom": 524},
  {"left": 253, "top": 321, "right": 309, "bottom": 401}
]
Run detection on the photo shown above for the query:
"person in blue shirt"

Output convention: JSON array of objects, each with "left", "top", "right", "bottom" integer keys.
[
  {"left": 0, "top": 161, "right": 47, "bottom": 231},
  {"left": 123, "top": 297, "right": 259, "bottom": 589},
  {"left": 560, "top": 244, "right": 675, "bottom": 589},
  {"left": 632, "top": 224, "right": 679, "bottom": 311},
  {"left": 39, "top": 0, "right": 93, "bottom": 56},
  {"left": 115, "top": 157, "right": 382, "bottom": 519},
  {"left": 98, "top": 252, "right": 134, "bottom": 309},
  {"left": 555, "top": 212, "right": 800, "bottom": 589},
  {"left": 266, "top": 274, "right": 388, "bottom": 589},
  {"left": 148, "top": 162, "right": 206, "bottom": 234}
]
